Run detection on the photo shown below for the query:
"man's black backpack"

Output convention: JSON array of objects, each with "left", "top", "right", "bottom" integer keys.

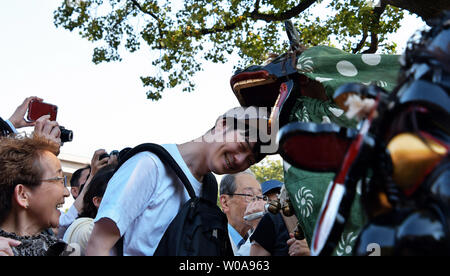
[{"left": 115, "top": 143, "right": 233, "bottom": 256}]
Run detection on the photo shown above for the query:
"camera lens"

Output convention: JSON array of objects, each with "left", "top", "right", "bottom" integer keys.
[
  {"left": 99, "top": 153, "right": 110, "bottom": 160},
  {"left": 59, "top": 126, "right": 73, "bottom": 143}
]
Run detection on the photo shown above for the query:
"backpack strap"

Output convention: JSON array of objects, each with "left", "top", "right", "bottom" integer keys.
[
  {"left": 201, "top": 173, "right": 219, "bottom": 204},
  {"left": 115, "top": 143, "right": 196, "bottom": 199},
  {"left": 114, "top": 143, "right": 221, "bottom": 256}
]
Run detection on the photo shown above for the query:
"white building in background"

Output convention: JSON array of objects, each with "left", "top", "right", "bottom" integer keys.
[{"left": 59, "top": 152, "right": 90, "bottom": 181}]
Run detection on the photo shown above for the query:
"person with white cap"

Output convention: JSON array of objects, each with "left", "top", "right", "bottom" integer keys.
[{"left": 250, "top": 180, "right": 310, "bottom": 256}]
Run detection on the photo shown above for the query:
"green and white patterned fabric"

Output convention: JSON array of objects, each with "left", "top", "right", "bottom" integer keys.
[
  {"left": 297, "top": 46, "right": 400, "bottom": 98},
  {"left": 283, "top": 46, "right": 401, "bottom": 255}
]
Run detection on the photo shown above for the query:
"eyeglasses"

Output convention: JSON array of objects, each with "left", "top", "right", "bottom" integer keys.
[
  {"left": 41, "top": 175, "right": 68, "bottom": 187},
  {"left": 227, "top": 193, "right": 268, "bottom": 203}
]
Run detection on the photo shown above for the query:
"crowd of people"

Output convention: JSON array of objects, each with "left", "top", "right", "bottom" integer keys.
[
  {"left": 0, "top": 10, "right": 448, "bottom": 256},
  {"left": 0, "top": 97, "right": 309, "bottom": 256}
]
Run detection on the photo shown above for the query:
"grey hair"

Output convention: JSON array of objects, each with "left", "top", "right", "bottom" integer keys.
[{"left": 219, "top": 169, "right": 255, "bottom": 196}]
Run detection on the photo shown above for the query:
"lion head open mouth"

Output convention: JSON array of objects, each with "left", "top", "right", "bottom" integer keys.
[
  {"left": 230, "top": 53, "right": 299, "bottom": 108},
  {"left": 230, "top": 69, "right": 281, "bottom": 107}
]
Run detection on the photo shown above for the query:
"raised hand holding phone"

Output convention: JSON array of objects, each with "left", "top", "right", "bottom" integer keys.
[
  {"left": 8, "top": 96, "right": 43, "bottom": 129},
  {"left": 27, "top": 99, "right": 58, "bottom": 122}
]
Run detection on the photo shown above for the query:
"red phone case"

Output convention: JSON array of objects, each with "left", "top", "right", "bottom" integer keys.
[{"left": 27, "top": 100, "right": 58, "bottom": 121}]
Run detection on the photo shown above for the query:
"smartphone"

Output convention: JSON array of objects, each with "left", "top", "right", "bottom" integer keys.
[{"left": 27, "top": 100, "right": 58, "bottom": 122}]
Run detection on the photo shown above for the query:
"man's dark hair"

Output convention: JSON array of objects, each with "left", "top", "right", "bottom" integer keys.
[
  {"left": 78, "top": 165, "right": 115, "bottom": 219},
  {"left": 212, "top": 111, "right": 271, "bottom": 163},
  {"left": 70, "top": 165, "right": 90, "bottom": 188}
]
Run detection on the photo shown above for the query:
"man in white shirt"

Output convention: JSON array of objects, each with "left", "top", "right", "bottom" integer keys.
[{"left": 86, "top": 106, "right": 274, "bottom": 256}]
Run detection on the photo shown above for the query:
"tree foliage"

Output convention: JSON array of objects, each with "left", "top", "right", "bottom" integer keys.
[
  {"left": 250, "top": 157, "right": 284, "bottom": 184},
  {"left": 53, "top": 0, "right": 412, "bottom": 100}
]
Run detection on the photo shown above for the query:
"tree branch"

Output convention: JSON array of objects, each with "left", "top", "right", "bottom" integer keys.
[
  {"left": 382, "top": 0, "right": 450, "bottom": 21},
  {"left": 250, "top": 0, "right": 318, "bottom": 22},
  {"left": 254, "top": 0, "right": 261, "bottom": 12},
  {"left": 353, "top": 30, "right": 368, "bottom": 54},
  {"left": 363, "top": 31, "right": 379, "bottom": 53},
  {"left": 199, "top": 20, "right": 244, "bottom": 35},
  {"left": 195, "top": 0, "right": 318, "bottom": 36},
  {"left": 130, "top": 0, "right": 160, "bottom": 22},
  {"left": 363, "top": 3, "right": 386, "bottom": 53}
]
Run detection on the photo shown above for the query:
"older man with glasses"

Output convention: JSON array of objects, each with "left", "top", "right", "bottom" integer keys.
[{"left": 219, "top": 169, "right": 266, "bottom": 256}]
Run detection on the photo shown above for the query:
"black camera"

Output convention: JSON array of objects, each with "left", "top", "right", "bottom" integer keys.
[
  {"left": 59, "top": 126, "right": 73, "bottom": 143},
  {"left": 99, "top": 153, "right": 109, "bottom": 160},
  {"left": 99, "top": 150, "right": 119, "bottom": 161}
]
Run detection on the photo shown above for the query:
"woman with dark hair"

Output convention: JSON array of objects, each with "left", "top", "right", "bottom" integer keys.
[{"left": 63, "top": 165, "right": 116, "bottom": 255}]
